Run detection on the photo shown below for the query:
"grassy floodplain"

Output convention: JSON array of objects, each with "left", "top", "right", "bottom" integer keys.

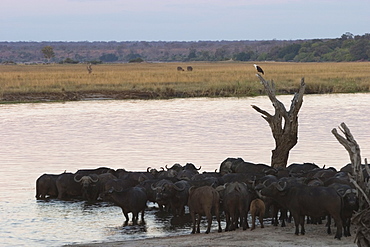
[{"left": 0, "top": 61, "right": 369, "bottom": 102}]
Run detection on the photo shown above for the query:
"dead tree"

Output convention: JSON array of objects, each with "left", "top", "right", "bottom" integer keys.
[
  {"left": 332, "top": 122, "right": 370, "bottom": 247},
  {"left": 251, "top": 75, "right": 305, "bottom": 168}
]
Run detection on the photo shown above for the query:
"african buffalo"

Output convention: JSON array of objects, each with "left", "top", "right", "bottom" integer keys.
[
  {"left": 151, "top": 178, "right": 180, "bottom": 211},
  {"left": 99, "top": 186, "right": 147, "bottom": 226},
  {"left": 221, "top": 182, "right": 251, "bottom": 231},
  {"left": 56, "top": 173, "right": 99, "bottom": 201},
  {"left": 155, "top": 180, "right": 191, "bottom": 216},
  {"left": 219, "top": 157, "right": 245, "bottom": 175},
  {"left": 287, "top": 162, "right": 319, "bottom": 177},
  {"left": 35, "top": 173, "right": 63, "bottom": 199},
  {"left": 75, "top": 167, "right": 115, "bottom": 176},
  {"left": 257, "top": 181, "right": 343, "bottom": 239},
  {"left": 74, "top": 173, "right": 99, "bottom": 201},
  {"left": 328, "top": 183, "right": 359, "bottom": 236},
  {"left": 188, "top": 186, "right": 222, "bottom": 234}
]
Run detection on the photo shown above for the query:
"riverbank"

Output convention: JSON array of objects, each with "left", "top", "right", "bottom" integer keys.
[
  {"left": 69, "top": 222, "right": 356, "bottom": 247},
  {"left": 1, "top": 62, "right": 369, "bottom": 103}
]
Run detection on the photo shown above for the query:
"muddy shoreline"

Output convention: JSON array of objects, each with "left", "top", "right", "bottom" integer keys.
[{"left": 67, "top": 222, "right": 357, "bottom": 247}]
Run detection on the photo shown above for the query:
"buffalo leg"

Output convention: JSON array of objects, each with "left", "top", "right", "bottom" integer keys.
[
  {"left": 272, "top": 205, "right": 279, "bottom": 226},
  {"left": 191, "top": 212, "right": 196, "bottom": 234},
  {"left": 205, "top": 212, "right": 212, "bottom": 234},
  {"left": 122, "top": 210, "right": 129, "bottom": 226},
  {"left": 344, "top": 218, "right": 351, "bottom": 237},
  {"left": 225, "top": 212, "right": 230, "bottom": 232},
  {"left": 251, "top": 213, "right": 256, "bottom": 230},
  {"left": 217, "top": 215, "right": 222, "bottom": 233},
  {"left": 140, "top": 210, "right": 145, "bottom": 225},
  {"left": 132, "top": 212, "right": 138, "bottom": 225},
  {"left": 196, "top": 214, "right": 201, "bottom": 233},
  {"left": 280, "top": 209, "right": 287, "bottom": 227},
  {"left": 293, "top": 214, "right": 300, "bottom": 235},
  {"left": 327, "top": 216, "right": 332, "bottom": 234},
  {"left": 299, "top": 216, "right": 305, "bottom": 235},
  {"left": 241, "top": 213, "right": 247, "bottom": 231},
  {"left": 215, "top": 205, "right": 222, "bottom": 233},
  {"left": 332, "top": 215, "right": 342, "bottom": 240},
  {"left": 259, "top": 212, "right": 265, "bottom": 228}
]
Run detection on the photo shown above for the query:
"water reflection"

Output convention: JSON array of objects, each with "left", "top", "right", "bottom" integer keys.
[{"left": 0, "top": 94, "right": 369, "bottom": 246}]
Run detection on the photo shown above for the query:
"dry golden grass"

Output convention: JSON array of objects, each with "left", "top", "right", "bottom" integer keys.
[{"left": 0, "top": 62, "right": 369, "bottom": 98}]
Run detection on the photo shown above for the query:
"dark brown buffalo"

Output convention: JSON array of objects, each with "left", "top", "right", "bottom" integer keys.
[
  {"left": 165, "top": 163, "right": 184, "bottom": 173},
  {"left": 287, "top": 162, "right": 319, "bottom": 177},
  {"left": 257, "top": 181, "right": 343, "bottom": 239},
  {"left": 56, "top": 173, "right": 99, "bottom": 201},
  {"left": 155, "top": 180, "right": 190, "bottom": 216},
  {"left": 75, "top": 167, "right": 115, "bottom": 176},
  {"left": 73, "top": 173, "right": 99, "bottom": 201},
  {"left": 35, "top": 173, "right": 64, "bottom": 199},
  {"left": 219, "top": 157, "right": 245, "bottom": 175},
  {"left": 151, "top": 178, "right": 179, "bottom": 211},
  {"left": 177, "top": 66, "right": 184, "bottom": 71},
  {"left": 188, "top": 186, "right": 222, "bottom": 234},
  {"left": 99, "top": 186, "right": 147, "bottom": 226},
  {"left": 187, "top": 66, "right": 193, "bottom": 71},
  {"left": 115, "top": 168, "right": 155, "bottom": 182},
  {"left": 221, "top": 182, "right": 250, "bottom": 231},
  {"left": 328, "top": 183, "right": 359, "bottom": 237},
  {"left": 219, "top": 157, "right": 275, "bottom": 175}
]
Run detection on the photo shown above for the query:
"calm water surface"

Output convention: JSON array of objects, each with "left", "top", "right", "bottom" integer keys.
[{"left": 0, "top": 94, "right": 369, "bottom": 246}]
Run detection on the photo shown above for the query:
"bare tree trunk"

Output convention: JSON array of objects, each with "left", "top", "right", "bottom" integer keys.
[
  {"left": 331, "top": 122, "right": 368, "bottom": 208},
  {"left": 332, "top": 122, "right": 370, "bottom": 247},
  {"left": 251, "top": 75, "right": 305, "bottom": 168}
]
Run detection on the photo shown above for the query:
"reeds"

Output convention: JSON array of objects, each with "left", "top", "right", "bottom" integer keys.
[{"left": 0, "top": 62, "right": 369, "bottom": 98}]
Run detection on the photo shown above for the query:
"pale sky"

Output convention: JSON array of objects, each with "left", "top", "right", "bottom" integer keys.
[{"left": 1, "top": 0, "right": 369, "bottom": 42}]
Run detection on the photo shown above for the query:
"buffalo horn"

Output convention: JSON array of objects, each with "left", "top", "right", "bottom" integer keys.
[
  {"left": 342, "top": 188, "right": 355, "bottom": 197},
  {"left": 173, "top": 183, "right": 185, "bottom": 191},
  {"left": 89, "top": 174, "right": 99, "bottom": 183},
  {"left": 74, "top": 174, "right": 83, "bottom": 183},
  {"left": 151, "top": 183, "right": 161, "bottom": 191},
  {"left": 274, "top": 181, "right": 287, "bottom": 191}
]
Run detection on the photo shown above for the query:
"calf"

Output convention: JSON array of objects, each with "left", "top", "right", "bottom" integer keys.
[
  {"left": 250, "top": 199, "right": 265, "bottom": 230},
  {"left": 188, "top": 186, "right": 222, "bottom": 234}
]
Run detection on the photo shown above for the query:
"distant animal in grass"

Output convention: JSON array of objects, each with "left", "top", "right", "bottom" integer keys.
[{"left": 87, "top": 63, "right": 92, "bottom": 74}]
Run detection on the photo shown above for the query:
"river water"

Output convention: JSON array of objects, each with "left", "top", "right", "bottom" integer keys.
[{"left": 0, "top": 93, "right": 369, "bottom": 246}]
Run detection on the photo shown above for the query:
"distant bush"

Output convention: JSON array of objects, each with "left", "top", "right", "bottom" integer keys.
[
  {"left": 60, "top": 58, "right": 79, "bottom": 64},
  {"left": 129, "top": 58, "right": 144, "bottom": 63},
  {"left": 87, "top": 60, "right": 102, "bottom": 65},
  {"left": 99, "top": 53, "right": 119, "bottom": 62}
]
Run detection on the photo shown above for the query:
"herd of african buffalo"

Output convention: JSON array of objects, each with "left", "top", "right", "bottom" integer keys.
[{"left": 36, "top": 157, "right": 363, "bottom": 239}]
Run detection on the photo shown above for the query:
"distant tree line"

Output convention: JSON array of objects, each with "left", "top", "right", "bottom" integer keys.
[{"left": 1, "top": 33, "right": 369, "bottom": 64}]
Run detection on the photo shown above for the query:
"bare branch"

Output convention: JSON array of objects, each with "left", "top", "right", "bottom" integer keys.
[
  {"left": 349, "top": 177, "right": 370, "bottom": 206},
  {"left": 251, "top": 105, "right": 272, "bottom": 119}
]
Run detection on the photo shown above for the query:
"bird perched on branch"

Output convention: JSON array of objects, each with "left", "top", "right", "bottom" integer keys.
[{"left": 253, "top": 64, "right": 264, "bottom": 75}]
